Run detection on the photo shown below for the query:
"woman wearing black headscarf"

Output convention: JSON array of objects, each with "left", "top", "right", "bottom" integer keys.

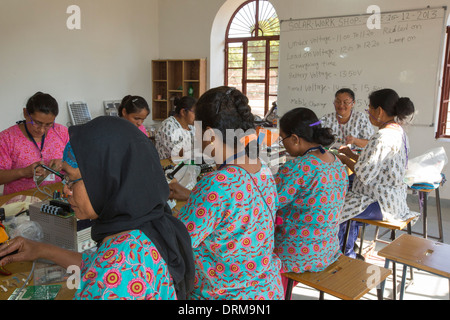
[{"left": 0, "top": 116, "right": 194, "bottom": 300}]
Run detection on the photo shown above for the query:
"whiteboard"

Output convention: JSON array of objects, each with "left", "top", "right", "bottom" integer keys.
[{"left": 277, "top": 7, "right": 447, "bottom": 126}]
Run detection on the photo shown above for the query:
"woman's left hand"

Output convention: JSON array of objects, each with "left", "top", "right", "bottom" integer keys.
[{"left": 47, "top": 159, "right": 63, "bottom": 172}]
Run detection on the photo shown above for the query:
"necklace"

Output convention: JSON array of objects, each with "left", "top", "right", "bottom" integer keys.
[
  {"left": 380, "top": 119, "right": 396, "bottom": 129},
  {"left": 302, "top": 145, "right": 326, "bottom": 157},
  {"left": 17, "top": 120, "right": 46, "bottom": 160}
]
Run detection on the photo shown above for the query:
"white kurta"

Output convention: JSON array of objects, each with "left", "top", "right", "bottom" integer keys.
[
  {"left": 340, "top": 125, "right": 419, "bottom": 223},
  {"left": 320, "top": 111, "right": 375, "bottom": 149},
  {"left": 155, "top": 116, "right": 195, "bottom": 160}
]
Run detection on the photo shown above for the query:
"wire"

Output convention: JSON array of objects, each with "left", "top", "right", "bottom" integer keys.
[
  {"left": 8, "top": 261, "right": 36, "bottom": 300},
  {"left": 33, "top": 166, "right": 52, "bottom": 199}
]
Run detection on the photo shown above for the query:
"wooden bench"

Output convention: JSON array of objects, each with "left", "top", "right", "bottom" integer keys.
[
  {"left": 378, "top": 234, "right": 450, "bottom": 300},
  {"left": 282, "top": 255, "right": 391, "bottom": 300}
]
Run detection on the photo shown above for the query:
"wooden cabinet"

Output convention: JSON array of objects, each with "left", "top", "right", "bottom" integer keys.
[{"left": 152, "top": 59, "right": 206, "bottom": 121}]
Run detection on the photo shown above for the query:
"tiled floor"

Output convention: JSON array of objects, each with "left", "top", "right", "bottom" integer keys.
[{"left": 290, "top": 191, "right": 450, "bottom": 300}]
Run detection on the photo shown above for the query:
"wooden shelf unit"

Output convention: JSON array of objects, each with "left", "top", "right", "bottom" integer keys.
[{"left": 151, "top": 59, "right": 206, "bottom": 121}]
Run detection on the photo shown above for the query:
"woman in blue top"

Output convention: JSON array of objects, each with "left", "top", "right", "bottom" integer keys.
[
  {"left": 274, "top": 108, "right": 348, "bottom": 297},
  {"left": 169, "top": 86, "right": 284, "bottom": 300},
  {"left": 0, "top": 116, "right": 194, "bottom": 300}
]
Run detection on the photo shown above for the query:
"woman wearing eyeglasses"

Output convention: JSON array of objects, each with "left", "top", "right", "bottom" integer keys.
[
  {"left": 336, "top": 89, "right": 418, "bottom": 259},
  {"left": 155, "top": 96, "right": 197, "bottom": 160},
  {"left": 274, "top": 108, "right": 348, "bottom": 298},
  {"left": 0, "top": 116, "right": 195, "bottom": 300},
  {"left": 320, "top": 88, "right": 374, "bottom": 149},
  {"left": 0, "top": 92, "right": 69, "bottom": 195}
]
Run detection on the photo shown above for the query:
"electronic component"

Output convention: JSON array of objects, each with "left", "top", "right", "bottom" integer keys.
[
  {"left": 29, "top": 201, "right": 95, "bottom": 252},
  {"left": 167, "top": 162, "right": 185, "bottom": 180}
]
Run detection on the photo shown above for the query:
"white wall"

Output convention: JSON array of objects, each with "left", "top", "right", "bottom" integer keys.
[
  {"left": 0, "top": 0, "right": 160, "bottom": 130},
  {"left": 157, "top": 0, "right": 450, "bottom": 200},
  {"left": 1, "top": 0, "right": 449, "bottom": 200}
]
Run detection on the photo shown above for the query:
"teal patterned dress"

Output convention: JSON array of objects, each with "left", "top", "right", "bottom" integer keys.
[
  {"left": 178, "top": 164, "right": 284, "bottom": 300},
  {"left": 274, "top": 154, "right": 348, "bottom": 273},
  {"left": 74, "top": 230, "right": 177, "bottom": 300}
]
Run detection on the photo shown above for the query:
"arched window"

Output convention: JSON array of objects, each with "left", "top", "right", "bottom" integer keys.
[{"left": 225, "top": 0, "right": 280, "bottom": 118}]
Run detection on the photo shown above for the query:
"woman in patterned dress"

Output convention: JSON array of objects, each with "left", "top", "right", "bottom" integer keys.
[
  {"left": 0, "top": 92, "right": 69, "bottom": 194},
  {"left": 320, "top": 88, "right": 374, "bottom": 149},
  {"left": 274, "top": 108, "right": 348, "bottom": 297},
  {"left": 155, "top": 96, "right": 197, "bottom": 159},
  {"left": 0, "top": 117, "right": 195, "bottom": 300},
  {"left": 337, "top": 89, "right": 418, "bottom": 258},
  {"left": 169, "top": 86, "right": 284, "bottom": 300},
  {"left": 118, "top": 95, "right": 150, "bottom": 137}
]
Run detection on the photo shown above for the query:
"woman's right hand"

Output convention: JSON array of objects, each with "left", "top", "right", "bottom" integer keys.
[
  {"left": 0, "top": 237, "right": 42, "bottom": 266},
  {"left": 168, "top": 179, "right": 191, "bottom": 202},
  {"left": 338, "top": 145, "right": 354, "bottom": 158}
]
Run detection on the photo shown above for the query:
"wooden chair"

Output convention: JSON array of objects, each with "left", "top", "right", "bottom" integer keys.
[
  {"left": 282, "top": 255, "right": 391, "bottom": 300},
  {"left": 351, "top": 216, "right": 416, "bottom": 254},
  {"left": 341, "top": 215, "right": 416, "bottom": 299},
  {"left": 378, "top": 234, "right": 450, "bottom": 300}
]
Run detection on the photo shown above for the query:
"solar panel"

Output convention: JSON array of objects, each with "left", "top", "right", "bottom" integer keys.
[
  {"left": 103, "top": 100, "right": 121, "bottom": 117},
  {"left": 67, "top": 101, "right": 92, "bottom": 125}
]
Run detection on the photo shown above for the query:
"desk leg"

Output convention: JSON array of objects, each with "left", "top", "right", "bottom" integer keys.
[
  {"left": 435, "top": 188, "right": 444, "bottom": 243},
  {"left": 423, "top": 191, "right": 428, "bottom": 239}
]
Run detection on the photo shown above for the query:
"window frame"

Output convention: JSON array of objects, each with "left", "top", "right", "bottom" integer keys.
[
  {"left": 436, "top": 26, "right": 450, "bottom": 139},
  {"left": 224, "top": 0, "right": 279, "bottom": 117}
]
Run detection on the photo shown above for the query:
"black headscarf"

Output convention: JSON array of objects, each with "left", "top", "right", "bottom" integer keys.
[{"left": 68, "top": 116, "right": 194, "bottom": 299}]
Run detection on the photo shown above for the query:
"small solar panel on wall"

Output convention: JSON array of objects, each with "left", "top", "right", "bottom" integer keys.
[{"left": 67, "top": 102, "right": 92, "bottom": 125}]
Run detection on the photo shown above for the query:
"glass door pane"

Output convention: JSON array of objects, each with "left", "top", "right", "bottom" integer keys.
[
  {"left": 247, "top": 40, "right": 266, "bottom": 80},
  {"left": 247, "top": 82, "right": 266, "bottom": 118}
]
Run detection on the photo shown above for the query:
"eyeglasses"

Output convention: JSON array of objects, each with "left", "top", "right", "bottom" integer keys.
[
  {"left": 365, "top": 108, "right": 379, "bottom": 123},
  {"left": 26, "top": 111, "right": 54, "bottom": 129},
  {"left": 334, "top": 100, "right": 354, "bottom": 106},
  {"left": 279, "top": 134, "right": 292, "bottom": 144},
  {"left": 62, "top": 175, "right": 83, "bottom": 191}
]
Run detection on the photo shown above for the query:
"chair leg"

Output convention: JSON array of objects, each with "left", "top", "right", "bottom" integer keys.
[
  {"left": 400, "top": 264, "right": 408, "bottom": 300},
  {"left": 407, "top": 222, "right": 414, "bottom": 281},
  {"left": 359, "top": 223, "right": 366, "bottom": 255},
  {"left": 319, "top": 291, "right": 324, "bottom": 300},
  {"left": 285, "top": 278, "right": 293, "bottom": 300},
  {"left": 392, "top": 261, "right": 397, "bottom": 300},
  {"left": 380, "top": 259, "right": 390, "bottom": 296},
  {"left": 342, "top": 220, "right": 351, "bottom": 254}
]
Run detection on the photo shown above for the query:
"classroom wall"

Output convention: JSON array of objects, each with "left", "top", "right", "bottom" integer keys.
[
  {"left": 0, "top": 0, "right": 160, "bottom": 131},
  {"left": 1, "top": 0, "right": 449, "bottom": 201},
  {"left": 158, "top": 0, "right": 450, "bottom": 201}
]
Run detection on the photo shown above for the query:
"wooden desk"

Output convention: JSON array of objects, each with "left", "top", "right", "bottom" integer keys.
[
  {"left": 0, "top": 183, "right": 63, "bottom": 207},
  {"left": 0, "top": 262, "right": 76, "bottom": 300},
  {"left": 378, "top": 234, "right": 450, "bottom": 299}
]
